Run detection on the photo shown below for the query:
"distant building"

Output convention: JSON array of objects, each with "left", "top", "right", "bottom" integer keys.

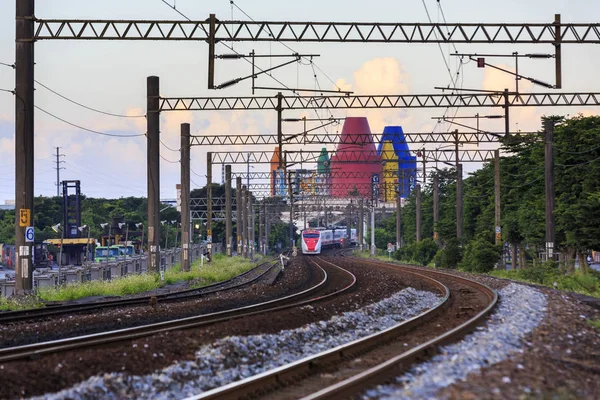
[
  {"left": 377, "top": 126, "right": 417, "bottom": 199},
  {"left": 0, "top": 200, "right": 15, "bottom": 211},
  {"left": 329, "top": 117, "right": 382, "bottom": 198}
]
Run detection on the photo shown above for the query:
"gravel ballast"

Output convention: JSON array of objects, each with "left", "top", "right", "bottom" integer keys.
[
  {"left": 31, "top": 287, "right": 441, "bottom": 400},
  {"left": 363, "top": 283, "right": 547, "bottom": 400}
]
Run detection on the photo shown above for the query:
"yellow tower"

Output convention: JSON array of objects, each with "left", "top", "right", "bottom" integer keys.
[{"left": 381, "top": 140, "right": 399, "bottom": 202}]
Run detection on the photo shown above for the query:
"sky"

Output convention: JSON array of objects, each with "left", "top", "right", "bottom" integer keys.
[{"left": 0, "top": 0, "right": 599, "bottom": 204}]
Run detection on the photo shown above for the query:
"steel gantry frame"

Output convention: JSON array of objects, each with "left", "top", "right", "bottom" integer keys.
[
  {"left": 33, "top": 16, "right": 600, "bottom": 43},
  {"left": 190, "top": 131, "right": 540, "bottom": 146},
  {"left": 13, "top": 3, "right": 600, "bottom": 290}
]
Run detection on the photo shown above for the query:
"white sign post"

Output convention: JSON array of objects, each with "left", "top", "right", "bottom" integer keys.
[
  {"left": 387, "top": 242, "right": 393, "bottom": 260},
  {"left": 25, "top": 226, "right": 34, "bottom": 243}
]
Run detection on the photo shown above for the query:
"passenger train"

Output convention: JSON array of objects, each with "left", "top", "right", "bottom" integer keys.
[{"left": 301, "top": 227, "right": 357, "bottom": 255}]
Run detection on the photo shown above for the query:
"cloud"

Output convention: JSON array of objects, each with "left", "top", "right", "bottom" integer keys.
[{"left": 334, "top": 57, "right": 412, "bottom": 134}]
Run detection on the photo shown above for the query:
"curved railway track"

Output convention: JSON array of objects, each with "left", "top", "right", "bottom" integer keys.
[
  {"left": 0, "top": 254, "right": 356, "bottom": 364},
  {"left": 0, "top": 256, "right": 280, "bottom": 324},
  {"left": 187, "top": 252, "right": 497, "bottom": 400}
]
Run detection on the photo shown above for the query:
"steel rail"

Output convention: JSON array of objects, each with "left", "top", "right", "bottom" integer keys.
[
  {"left": 0, "top": 255, "right": 356, "bottom": 363},
  {"left": 186, "top": 255, "right": 451, "bottom": 400},
  {"left": 186, "top": 254, "right": 496, "bottom": 400},
  {"left": 0, "top": 257, "right": 277, "bottom": 324},
  {"left": 302, "top": 256, "right": 499, "bottom": 399}
]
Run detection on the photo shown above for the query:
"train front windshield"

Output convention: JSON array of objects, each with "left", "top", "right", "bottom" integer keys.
[{"left": 303, "top": 233, "right": 320, "bottom": 239}]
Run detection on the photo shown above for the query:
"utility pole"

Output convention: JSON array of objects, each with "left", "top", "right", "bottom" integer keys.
[
  {"left": 181, "top": 123, "right": 191, "bottom": 271},
  {"left": 147, "top": 76, "right": 160, "bottom": 273},
  {"left": 370, "top": 201, "right": 376, "bottom": 256},
  {"left": 454, "top": 130, "right": 463, "bottom": 240},
  {"left": 288, "top": 172, "right": 295, "bottom": 250},
  {"left": 494, "top": 149, "right": 501, "bottom": 246},
  {"left": 15, "top": 0, "right": 35, "bottom": 292},
  {"left": 258, "top": 201, "right": 263, "bottom": 255},
  {"left": 433, "top": 173, "right": 440, "bottom": 246},
  {"left": 359, "top": 199, "right": 364, "bottom": 251},
  {"left": 248, "top": 191, "right": 254, "bottom": 259},
  {"left": 277, "top": 92, "right": 284, "bottom": 169},
  {"left": 346, "top": 204, "right": 351, "bottom": 246},
  {"left": 242, "top": 185, "right": 248, "bottom": 257},
  {"left": 395, "top": 194, "right": 401, "bottom": 249},
  {"left": 206, "top": 152, "right": 213, "bottom": 261},
  {"left": 265, "top": 203, "right": 270, "bottom": 254},
  {"left": 225, "top": 165, "right": 232, "bottom": 257},
  {"left": 236, "top": 177, "right": 242, "bottom": 255},
  {"left": 544, "top": 118, "right": 556, "bottom": 260},
  {"left": 416, "top": 184, "right": 422, "bottom": 243},
  {"left": 54, "top": 147, "right": 65, "bottom": 197}
]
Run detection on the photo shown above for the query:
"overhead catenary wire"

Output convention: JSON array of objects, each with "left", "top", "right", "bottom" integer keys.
[
  {"left": 35, "top": 80, "right": 145, "bottom": 118},
  {"left": 160, "top": 154, "right": 180, "bottom": 164},
  {"left": 553, "top": 143, "right": 600, "bottom": 155},
  {"left": 35, "top": 106, "right": 146, "bottom": 138},
  {"left": 0, "top": 61, "right": 14, "bottom": 68},
  {"left": 230, "top": 1, "right": 342, "bottom": 91},
  {"left": 160, "top": 140, "right": 180, "bottom": 152}
]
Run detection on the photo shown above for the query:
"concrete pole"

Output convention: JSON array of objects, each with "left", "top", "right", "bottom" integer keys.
[
  {"left": 181, "top": 123, "right": 191, "bottom": 270},
  {"left": 544, "top": 119, "right": 556, "bottom": 260},
  {"left": 147, "top": 76, "right": 160, "bottom": 273},
  {"left": 15, "top": 0, "right": 35, "bottom": 292},
  {"left": 242, "top": 186, "right": 248, "bottom": 257},
  {"left": 258, "top": 202, "right": 263, "bottom": 255},
  {"left": 288, "top": 172, "right": 295, "bottom": 249},
  {"left": 494, "top": 149, "right": 501, "bottom": 246},
  {"left": 433, "top": 173, "right": 440, "bottom": 246},
  {"left": 416, "top": 184, "right": 422, "bottom": 243},
  {"left": 225, "top": 165, "right": 232, "bottom": 257},
  {"left": 359, "top": 199, "right": 364, "bottom": 251},
  {"left": 206, "top": 152, "right": 213, "bottom": 261},
  {"left": 370, "top": 203, "right": 376, "bottom": 255},
  {"left": 248, "top": 191, "right": 254, "bottom": 259},
  {"left": 236, "top": 177, "right": 242, "bottom": 255},
  {"left": 265, "top": 204, "right": 270, "bottom": 254},
  {"left": 346, "top": 204, "right": 351, "bottom": 246},
  {"left": 456, "top": 163, "right": 463, "bottom": 240},
  {"left": 395, "top": 195, "right": 401, "bottom": 249}
]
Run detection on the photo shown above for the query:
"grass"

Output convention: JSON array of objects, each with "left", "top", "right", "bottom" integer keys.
[
  {"left": 35, "top": 253, "right": 262, "bottom": 303},
  {"left": 0, "top": 295, "right": 44, "bottom": 311},
  {"left": 588, "top": 319, "right": 600, "bottom": 329},
  {"left": 488, "top": 267, "right": 600, "bottom": 298}
]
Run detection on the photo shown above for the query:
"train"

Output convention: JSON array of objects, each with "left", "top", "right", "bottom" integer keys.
[{"left": 301, "top": 227, "right": 357, "bottom": 255}]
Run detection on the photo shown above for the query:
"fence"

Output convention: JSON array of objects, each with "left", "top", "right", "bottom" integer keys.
[{"left": 0, "top": 244, "right": 221, "bottom": 298}]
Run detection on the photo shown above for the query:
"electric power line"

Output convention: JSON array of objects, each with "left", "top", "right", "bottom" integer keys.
[
  {"left": 35, "top": 106, "right": 146, "bottom": 138},
  {"left": 554, "top": 143, "right": 600, "bottom": 155},
  {"left": 555, "top": 155, "right": 600, "bottom": 167},
  {"left": 160, "top": 154, "right": 180, "bottom": 164},
  {"left": 160, "top": 140, "right": 180, "bottom": 152},
  {"left": 35, "top": 80, "right": 145, "bottom": 118},
  {"left": 0, "top": 61, "right": 14, "bottom": 69}
]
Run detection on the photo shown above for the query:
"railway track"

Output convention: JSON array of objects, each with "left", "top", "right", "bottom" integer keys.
[
  {"left": 0, "top": 255, "right": 280, "bottom": 325},
  {"left": 0, "top": 254, "right": 356, "bottom": 364},
  {"left": 187, "top": 252, "right": 497, "bottom": 400}
]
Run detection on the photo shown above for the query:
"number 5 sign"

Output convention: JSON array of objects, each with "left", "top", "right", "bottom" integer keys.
[{"left": 19, "top": 209, "right": 31, "bottom": 227}]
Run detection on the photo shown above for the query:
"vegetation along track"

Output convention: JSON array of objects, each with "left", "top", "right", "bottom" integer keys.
[
  {"left": 0, "top": 254, "right": 356, "bottom": 364},
  {"left": 188, "top": 252, "right": 497, "bottom": 400},
  {"left": 0, "top": 255, "right": 281, "bottom": 324}
]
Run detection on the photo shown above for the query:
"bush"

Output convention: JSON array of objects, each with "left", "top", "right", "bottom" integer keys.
[
  {"left": 413, "top": 238, "right": 440, "bottom": 266},
  {"left": 432, "top": 238, "right": 463, "bottom": 269},
  {"left": 460, "top": 236, "right": 501, "bottom": 273},
  {"left": 395, "top": 242, "right": 416, "bottom": 262},
  {"left": 395, "top": 239, "right": 439, "bottom": 266}
]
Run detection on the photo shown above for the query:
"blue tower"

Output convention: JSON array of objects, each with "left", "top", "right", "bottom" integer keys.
[{"left": 377, "top": 126, "right": 417, "bottom": 198}]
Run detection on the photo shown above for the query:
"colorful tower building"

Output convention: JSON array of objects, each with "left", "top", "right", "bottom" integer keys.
[
  {"left": 376, "top": 126, "right": 417, "bottom": 199},
  {"left": 329, "top": 117, "right": 382, "bottom": 198},
  {"left": 269, "top": 147, "right": 286, "bottom": 197}
]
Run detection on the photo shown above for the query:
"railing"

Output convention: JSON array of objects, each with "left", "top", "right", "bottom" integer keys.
[{"left": 0, "top": 244, "right": 220, "bottom": 297}]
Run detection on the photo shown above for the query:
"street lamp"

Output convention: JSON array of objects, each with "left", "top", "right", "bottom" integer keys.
[
  {"left": 52, "top": 223, "right": 64, "bottom": 284},
  {"left": 135, "top": 223, "right": 144, "bottom": 254},
  {"left": 161, "top": 220, "right": 168, "bottom": 250},
  {"left": 118, "top": 222, "right": 129, "bottom": 259},
  {"left": 100, "top": 222, "right": 111, "bottom": 246},
  {"left": 78, "top": 225, "right": 90, "bottom": 265}
]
